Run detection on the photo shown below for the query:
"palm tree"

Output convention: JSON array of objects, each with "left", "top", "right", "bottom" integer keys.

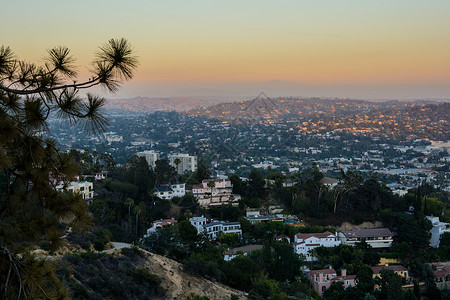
[
  {"left": 125, "top": 197, "right": 134, "bottom": 216},
  {"left": 174, "top": 158, "right": 181, "bottom": 174},
  {"left": 207, "top": 180, "right": 216, "bottom": 203},
  {"left": 133, "top": 205, "right": 142, "bottom": 236}
]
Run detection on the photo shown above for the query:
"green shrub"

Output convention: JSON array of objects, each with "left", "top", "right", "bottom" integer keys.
[
  {"left": 69, "top": 282, "right": 88, "bottom": 299},
  {"left": 132, "top": 268, "right": 162, "bottom": 286}
]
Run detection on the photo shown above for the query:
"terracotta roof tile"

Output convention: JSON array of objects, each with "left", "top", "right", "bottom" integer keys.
[{"left": 295, "top": 231, "right": 336, "bottom": 240}]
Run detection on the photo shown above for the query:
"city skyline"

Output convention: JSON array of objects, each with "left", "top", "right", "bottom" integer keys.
[{"left": 2, "top": 0, "right": 450, "bottom": 99}]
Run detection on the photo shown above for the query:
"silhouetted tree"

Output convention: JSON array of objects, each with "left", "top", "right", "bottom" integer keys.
[
  {"left": 195, "top": 158, "right": 211, "bottom": 182},
  {"left": 0, "top": 38, "right": 137, "bottom": 299}
]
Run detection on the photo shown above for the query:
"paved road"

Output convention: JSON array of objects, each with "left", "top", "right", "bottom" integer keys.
[{"left": 102, "top": 242, "right": 131, "bottom": 253}]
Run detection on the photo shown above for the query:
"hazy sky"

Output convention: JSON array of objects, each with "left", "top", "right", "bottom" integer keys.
[{"left": 2, "top": 1, "right": 450, "bottom": 99}]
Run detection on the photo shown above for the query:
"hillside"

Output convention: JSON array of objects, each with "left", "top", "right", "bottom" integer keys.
[
  {"left": 57, "top": 247, "right": 247, "bottom": 300},
  {"left": 187, "top": 95, "right": 399, "bottom": 120},
  {"left": 144, "top": 250, "right": 247, "bottom": 300},
  {"left": 187, "top": 97, "right": 449, "bottom": 140}
]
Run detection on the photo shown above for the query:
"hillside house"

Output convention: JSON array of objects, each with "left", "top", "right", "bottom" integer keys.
[
  {"left": 426, "top": 216, "right": 450, "bottom": 248},
  {"left": 224, "top": 244, "right": 263, "bottom": 261},
  {"left": 432, "top": 263, "right": 450, "bottom": 289},
  {"left": 144, "top": 219, "right": 177, "bottom": 238},
  {"left": 189, "top": 216, "right": 242, "bottom": 240},
  {"left": 372, "top": 265, "right": 409, "bottom": 285},
  {"left": 155, "top": 183, "right": 186, "bottom": 200},
  {"left": 293, "top": 231, "right": 341, "bottom": 261},
  {"left": 306, "top": 268, "right": 357, "bottom": 296},
  {"left": 192, "top": 179, "right": 241, "bottom": 207},
  {"left": 338, "top": 228, "right": 393, "bottom": 249},
  {"left": 56, "top": 181, "right": 94, "bottom": 204}
]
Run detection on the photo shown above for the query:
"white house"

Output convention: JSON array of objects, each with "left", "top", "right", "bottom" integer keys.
[
  {"left": 155, "top": 186, "right": 174, "bottom": 200},
  {"left": 170, "top": 182, "right": 186, "bottom": 198},
  {"left": 338, "top": 228, "right": 393, "bottom": 248},
  {"left": 95, "top": 172, "right": 106, "bottom": 180},
  {"left": 203, "top": 221, "right": 242, "bottom": 240},
  {"left": 155, "top": 183, "right": 186, "bottom": 200},
  {"left": 224, "top": 244, "right": 263, "bottom": 261},
  {"left": 293, "top": 231, "right": 341, "bottom": 261},
  {"left": 143, "top": 219, "right": 177, "bottom": 238},
  {"left": 189, "top": 216, "right": 242, "bottom": 240},
  {"left": 426, "top": 216, "right": 450, "bottom": 248},
  {"left": 190, "top": 216, "right": 207, "bottom": 233}
]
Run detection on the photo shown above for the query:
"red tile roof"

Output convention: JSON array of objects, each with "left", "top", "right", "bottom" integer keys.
[
  {"left": 309, "top": 268, "right": 336, "bottom": 275},
  {"left": 295, "top": 231, "right": 336, "bottom": 240},
  {"left": 332, "top": 275, "right": 357, "bottom": 281}
]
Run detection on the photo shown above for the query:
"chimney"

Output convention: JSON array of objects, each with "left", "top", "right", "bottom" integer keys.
[
  {"left": 318, "top": 272, "right": 323, "bottom": 282},
  {"left": 341, "top": 269, "right": 347, "bottom": 277}
]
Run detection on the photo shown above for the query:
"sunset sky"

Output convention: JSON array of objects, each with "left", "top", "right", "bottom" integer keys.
[{"left": 2, "top": 1, "right": 450, "bottom": 99}]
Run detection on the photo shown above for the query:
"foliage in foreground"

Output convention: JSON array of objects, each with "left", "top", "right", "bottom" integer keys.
[
  {"left": 57, "top": 248, "right": 163, "bottom": 300},
  {"left": 0, "top": 38, "right": 137, "bottom": 299}
]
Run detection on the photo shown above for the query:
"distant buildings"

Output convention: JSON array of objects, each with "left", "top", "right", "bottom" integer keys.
[
  {"left": 168, "top": 153, "right": 197, "bottom": 175},
  {"left": 136, "top": 150, "right": 160, "bottom": 169}
]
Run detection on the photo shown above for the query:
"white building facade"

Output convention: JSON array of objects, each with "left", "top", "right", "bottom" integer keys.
[
  {"left": 169, "top": 153, "right": 197, "bottom": 175},
  {"left": 293, "top": 231, "right": 341, "bottom": 261},
  {"left": 338, "top": 228, "right": 393, "bottom": 249},
  {"left": 136, "top": 150, "right": 160, "bottom": 169},
  {"left": 426, "top": 216, "right": 450, "bottom": 248},
  {"left": 189, "top": 216, "right": 242, "bottom": 240},
  {"left": 155, "top": 183, "right": 186, "bottom": 200}
]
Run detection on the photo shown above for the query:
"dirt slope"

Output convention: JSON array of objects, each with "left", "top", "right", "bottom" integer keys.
[{"left": 136, "top": 250, "right": 247, "bottom": 300}]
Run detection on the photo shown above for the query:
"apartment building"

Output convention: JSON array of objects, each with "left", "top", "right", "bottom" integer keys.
[
  {"left": 168, "top": 153, "right": 197, "bottom": 175},
  {"left": 136, "top": 150, "right": 160, "bottom": 169}
]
